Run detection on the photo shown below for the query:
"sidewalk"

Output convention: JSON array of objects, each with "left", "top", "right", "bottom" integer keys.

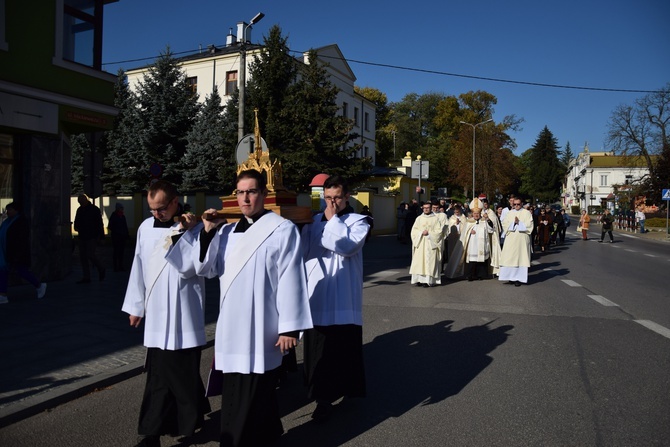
[{"left": 0, "top": 232, "right": 411, "bottom": 428}]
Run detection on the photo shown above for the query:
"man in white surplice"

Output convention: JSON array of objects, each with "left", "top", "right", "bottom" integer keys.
[
  {"left": 168, "top": 169, "right": 312, "bottom": 447},
  {"left": 498, "top": 197, "right": 534, "bottom": 286},
  {"left": 301, "top": 175, "right": 369, "bottom": 422},
  {"left": 122, "top": 180, "right": 210, "bottom": 447},
  {"left": 409, "top": 202, "right": 445, "bottom": 287}
]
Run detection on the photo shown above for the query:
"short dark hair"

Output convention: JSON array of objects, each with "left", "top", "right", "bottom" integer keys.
[
  {"left": 5, "top": 202, "right": 20, "bottom": 213},
  {"left": 148, "top": 180, "right": 178, "bottom": 202},
  {"left": 323, "top": 175, "right": 349, "bottom": 194},
  {"left": 237, "top": 169, "right": 267, "bottom": 191}
]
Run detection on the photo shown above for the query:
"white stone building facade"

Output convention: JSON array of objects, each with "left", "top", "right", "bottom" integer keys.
[
  {"left": 563, "top": 146, "right": 651, "bottom": 211},
  {"left": 125, "top": 23, "right": 376, "bottom": 164}
]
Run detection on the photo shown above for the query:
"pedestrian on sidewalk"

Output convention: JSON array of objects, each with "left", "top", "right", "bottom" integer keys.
[
  {"left": 301, "top": 175, "right": 369, "bottom": 422},
  {"left": 635, "top": 207, "right": 646, "bottom": 233},
  {"left": 122, "top": 181, "right": 210, "bottom": 447},
  {"left": 108, "top": 202, "right": 129, "bottom": 271},
  {"left": 0, "top": 202, "right": 47, "bottom": 303},
  {"left": 578, "top": 209, "right": 590, "bottom": 240},
  {"left": 73, "top": 194, "right": 105, "bottom": 283},
  {"left": 599, "top": 208, "right": 615, "bottom": 242}
]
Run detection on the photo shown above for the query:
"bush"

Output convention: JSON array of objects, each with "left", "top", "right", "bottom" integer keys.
[{"left": 646, "top": 217, "right": 667, "bottom": 228}]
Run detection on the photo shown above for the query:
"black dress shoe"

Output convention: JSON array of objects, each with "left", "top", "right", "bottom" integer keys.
[
  {"left": 134, "top": 435, "right": 160, "bottom": 447},
  {"left": 311, "top": 402, "right": 333, "bottom": 423},
  {"left": 514, "top": 281, "right": 522, "bottom": 287}
]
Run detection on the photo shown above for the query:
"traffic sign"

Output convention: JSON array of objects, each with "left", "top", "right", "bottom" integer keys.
[{"left": 663, "top": 189, "right": 670, "bottom": 200}]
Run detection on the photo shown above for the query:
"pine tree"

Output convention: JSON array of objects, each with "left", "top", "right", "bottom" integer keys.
[
  {"left": 278, "top": 49, "right": 368, "bottom": 190},
  {"left": 560, "top": 141, "right": 574, "bottom": 173},
  {"left": 218, "top": 89, "right": 242, "bottom": 193},
  {"left": 135, "top": 48, "right": 200, "bottom": 186},
  {"left": 182, "top": 88, "right": 230, "bottom": 192},
  {"left": 70, "top": 134, "right": 88, "bottom": 195},
  {"left": 102, "top": 70, "right": 145, "bottom": 193},
  {"left": 246, "top": 25, "right": 296, "bottom": 149},
  {"left": 521, "top": 126, "right": 563, "bottom": 203}
]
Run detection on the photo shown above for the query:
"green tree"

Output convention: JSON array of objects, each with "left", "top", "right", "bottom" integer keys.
[
  {"left": 70, "top": 133, "right": 88, "bottom": 195},
  {"left": 520, "top": 126, "right": 563, "bottom": 203},
  {"left": 560, "top": 141, "right": 574, "bottom": 173},
  {"left": 246, "top": 25, "right": 296, "bottom": 150},
  {"left": 134, "top": 48, "right": 200, "bottom": 186},
  {"left": 606, "top": 83, "right": 670, "bottom": 203},
  {"left": 279, "top": 49, "right": 369, "bottom": 190},
  {"left": 182, "top": 88, "right": 229, "bottom": 192},
  {"left": 102, "top": 70, "right": 145, "bottom": 193},
  {"left": 218, "top": 88, "right": 242, "bottom": 194},
  {"left": 433, "top": 90, "right": 520, "bottom": 200}
]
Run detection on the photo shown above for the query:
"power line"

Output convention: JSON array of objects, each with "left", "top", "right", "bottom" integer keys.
[{"left": 103, "top": 45, "right": 660, "bottom": 94}]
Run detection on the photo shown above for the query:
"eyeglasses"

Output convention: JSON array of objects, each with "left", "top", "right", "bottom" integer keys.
[
  {"left": 513, "top": 203, "right": 522, "bottom": 206},
  {"left": 236, "top": 189, "right": 260, "bottom": 197},
  {"left": 324, "top": 195, "right": 344, "bottom": 202},
  {"left": 149, "top": 200, "right": 174, "bottom": 215}
]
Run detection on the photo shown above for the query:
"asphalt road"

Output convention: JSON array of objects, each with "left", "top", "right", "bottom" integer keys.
[{"left": 1, "top": 229, "right": 669, "bottom": 446}]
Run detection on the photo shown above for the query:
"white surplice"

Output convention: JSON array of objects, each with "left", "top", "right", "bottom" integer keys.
[
  {"left": 301, "top": 212, "right": 369, "bottom": 326},
  {"left": 122, "top": 217, "right": 206, "bottom": 350},
  {"left": 169, "top": 212, "right": 313, "bottom": 374}
]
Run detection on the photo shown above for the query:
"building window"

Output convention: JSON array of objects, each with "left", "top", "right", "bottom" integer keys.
[
  {"left": 62, "top": 0, "right": 102, "bottom": 69},
  {"left": 342, "top": 102, "right": 348, "bottom": 118},
  {"left": 600, "top": 175, "right": 608, "bottom": 186},
  {"left": 364, "top": 146, "right": 369, "bottom": 158},
  {"left": 354, "top": 107, "right": 359, "bottom": 127},
  {"left": 186, "top": 76, "right": 198, "bottom": 94},
  {"left": 225, "top": 71, "right": 237, "bottom": 96},
  {"left": 364, "top": 112, "right": 369, "bottom": 131}
]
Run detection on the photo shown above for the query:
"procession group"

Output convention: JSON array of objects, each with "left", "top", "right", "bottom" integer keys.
[
  {"left": 121, "top": 172, "right": 368, "bottom": 447},
  {"left": 404, "top": 194, "right": 570, "bottom": 288}
]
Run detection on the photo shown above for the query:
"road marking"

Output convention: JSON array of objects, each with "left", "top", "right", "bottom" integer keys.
[
  {"left": 610, "top": 245, "right": 621, "bottom": 248},
  {"left": 587, "top": 295, "right": 619, "bottom": 307},
  {"left": 619, "top": 233, "right": 637, "bottom": 239},
  {"left": 635, "top": 320, "right": 670, "bottom": 340},
  {"left": 561, "top": 280, "right": 582, "bottom": 287},
  {"left": 644, "top": 254, "right": 657, "bottom": 257},
  {"left": 624, "top": 249, "right": 637, "bottom": 253},
  {"left": 531, "top": 260, "right": 541, "bottom": 265}
]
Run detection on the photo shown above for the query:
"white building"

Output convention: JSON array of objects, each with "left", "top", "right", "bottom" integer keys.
[
  {"left": 125, "top": 23, "right": 376, "bottom": 164},
  {"left": 563, "top": 145, "right": 652, "bottom": 211}
]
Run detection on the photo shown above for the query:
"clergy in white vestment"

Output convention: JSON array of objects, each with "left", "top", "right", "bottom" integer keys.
[
  {"left": 444, "top": 200, "right": 496, "bottom": 280},
  {"left": 498, "top": 197, "right": 534, "bottom": 286},
  {"left": 481, "top": 198, "right": 502, "bottom": 276},
  {"left": 409, "top": 203, "right": 445, "bottom": 287},
  {"left": 446, "top": 205, "right": 466, "bottom": 263},
  {"left": 169, "top": 169, "right": 313, "bottom": 447},
  {"left": 122, "top": 180, "right": 210, "bottom": 447},
  {"left": 301, "top": 175, "right": 369, "bottom": 422},
  {"left": 431, "top": 201, "right": 449, "bottom": 271}
]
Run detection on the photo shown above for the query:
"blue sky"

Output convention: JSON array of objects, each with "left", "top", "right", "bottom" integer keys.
[{"left": 102, "top": 0, "right": 669, "bottom": 157}]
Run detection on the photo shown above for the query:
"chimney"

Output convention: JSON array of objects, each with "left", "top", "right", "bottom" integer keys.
[
  {"left": 226, "top": 28, "right": 237, "bottom": 47},
  {"left": 237, "top": 21, "right": 249, "bottom": 43}
]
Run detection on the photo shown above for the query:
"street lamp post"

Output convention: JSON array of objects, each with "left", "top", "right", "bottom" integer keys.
[
  {"left": 460, "top": 119, "right": 493, "bottom": 199},
  {"left": 238, "top": 12, "right": 265, "bottom": 143}
]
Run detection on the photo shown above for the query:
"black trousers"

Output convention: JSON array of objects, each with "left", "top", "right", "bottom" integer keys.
[
  {"left": 219, "top": 369, "right": 283, "bottom": 447},
  {"left": 138, "top": 347, "right": 210, "bottom": 437},
  {"left": 601, "top": 229, "right": 614, "bottom": 241},
  {"left": 303, "top": 324, "right": 366, "bottom": 403}
]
